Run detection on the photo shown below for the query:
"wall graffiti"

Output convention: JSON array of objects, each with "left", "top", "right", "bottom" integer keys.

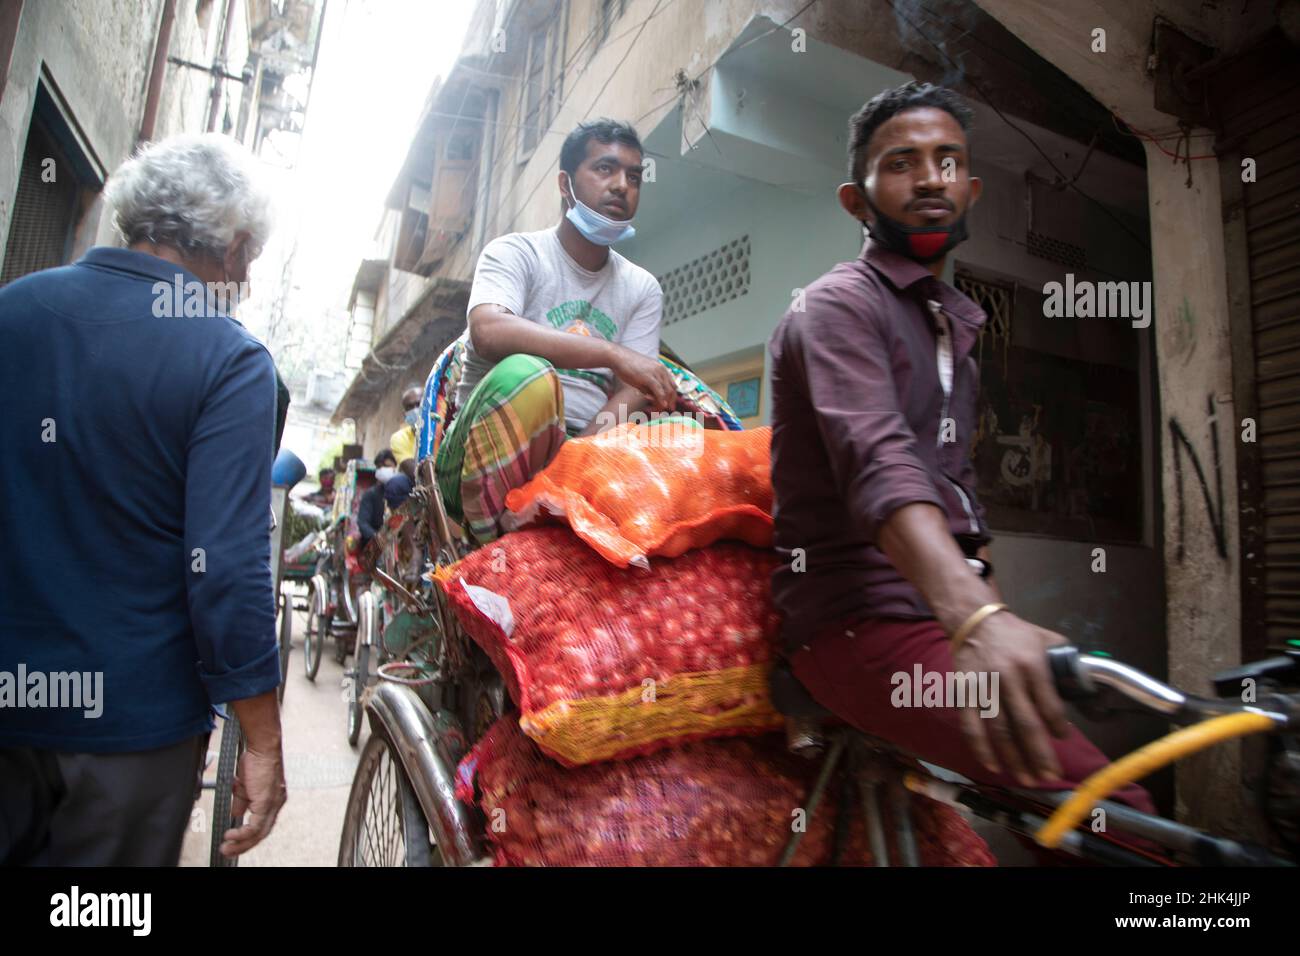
[{"left": 1168, "top": 393, "right": 1228, "bottom": 562}]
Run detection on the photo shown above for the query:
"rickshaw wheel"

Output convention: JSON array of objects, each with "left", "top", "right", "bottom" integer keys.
[
  {"left": 338, "top": 729, "right": 441, "bottom": 867},
  {"left": 304, "top": 604, "right": 327, "bottom": 681},
  {"left": 210, "top": 714, "right": 244, "bottom": 868},
  {"left": 276, "top": 591, "right": 292, "bottom": 703},
  {"left": 347, "top": 638, "right": 368, "bottom": 747}
]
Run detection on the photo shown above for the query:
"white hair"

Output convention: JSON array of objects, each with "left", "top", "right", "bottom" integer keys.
[{"left": 104, "top": 133, "right": 273, "bottom": 260}]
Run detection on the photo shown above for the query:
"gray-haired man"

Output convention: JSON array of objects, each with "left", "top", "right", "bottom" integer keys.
[{"left": 0, "top": 133, "right": 287, "bottom": 864}]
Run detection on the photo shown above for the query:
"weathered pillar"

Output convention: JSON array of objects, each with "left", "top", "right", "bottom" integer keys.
[{"left": 973, "top": 0, "right": 1252, "bottom": 836}]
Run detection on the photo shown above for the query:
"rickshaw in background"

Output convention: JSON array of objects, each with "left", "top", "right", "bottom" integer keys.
[
  {"left": 275, "top": 495, "right": 330, "bottom": 694},
  {"left": 304, "top": 458, "right": 378, "bottom": 682},
  {"left": 336, "top": 339, "right": 744, "bottom": 865},
  {"left": 341, "top": 487, "right": 446, "bottom": 748}
]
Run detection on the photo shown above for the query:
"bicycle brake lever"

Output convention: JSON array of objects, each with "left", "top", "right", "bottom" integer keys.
[{"left": 1211, "top": 651, "right": 1300, "bottom": 697}]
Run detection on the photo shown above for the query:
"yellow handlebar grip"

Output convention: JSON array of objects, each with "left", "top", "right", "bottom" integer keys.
[{"left": 1035, "top": 711, "right": 1276, "bottom": 849}]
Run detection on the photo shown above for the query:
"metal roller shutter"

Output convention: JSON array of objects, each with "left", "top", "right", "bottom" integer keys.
[
  {"left": 1216, "top": 31, "right": 1300, "bottom": 656},
  {"left": 0, "top": 117, "right": 78, "bottom": 286}
]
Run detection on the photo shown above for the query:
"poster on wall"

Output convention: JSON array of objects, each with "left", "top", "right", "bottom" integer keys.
[{"left": 971, "top": 346, "right": 1143, "bottom": 542}]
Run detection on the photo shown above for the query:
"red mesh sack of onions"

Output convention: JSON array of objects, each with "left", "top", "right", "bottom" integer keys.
[
  {"left": 432, "top": 527, "right": 784, "bottom": 766},
  {"left": 456, "top": 716, "right": 996, "bottom": 866}
]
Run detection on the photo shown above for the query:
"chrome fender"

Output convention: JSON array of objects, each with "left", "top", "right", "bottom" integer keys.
[
  {"left": 357, "top": 590, "right": 378, "bottom": 649},
  {"left": 310, "top": 574, "right": 330, "bottom": 615},
  {"left": 365, "top": 681, "right": 482, "bottom": 867}
]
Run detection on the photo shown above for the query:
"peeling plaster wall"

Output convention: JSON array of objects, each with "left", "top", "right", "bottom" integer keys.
[
  {"left": 1, "top": 1, "right": 248, "bottom": 262},
  {"left": 0, "top": 0, "right": 162, "bottom": 256}
]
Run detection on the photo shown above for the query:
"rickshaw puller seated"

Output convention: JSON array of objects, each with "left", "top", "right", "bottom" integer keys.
[
  {"left": 767, "top": 82, "right": 1157, "bottom": 835},
  {"left": 434, "top": 119, "right": 677, "bottom": 544}
]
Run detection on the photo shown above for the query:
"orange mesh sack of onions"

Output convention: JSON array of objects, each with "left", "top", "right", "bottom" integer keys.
[
  {"left": 432, "top": 526, "right": 784, "bottom": 766},
  {"left": 455, "top": 715, "right": 996, "bottom": 866},
  {"left": 502, "top": 422, "right": 774, "bottom": 569}
]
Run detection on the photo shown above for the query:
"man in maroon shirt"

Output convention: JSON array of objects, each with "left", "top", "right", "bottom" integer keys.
[{"left": 768, "top": 82, "right": 1154, "bottom": 819}]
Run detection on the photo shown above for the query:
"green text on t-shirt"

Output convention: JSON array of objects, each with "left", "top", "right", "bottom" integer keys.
[{"left": 546, "top": 300, "right": 617, "bottom": 341}]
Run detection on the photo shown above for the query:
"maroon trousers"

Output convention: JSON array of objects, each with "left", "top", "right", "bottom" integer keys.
[{"left": 790, "top": 617, "right": 1157, "bottom": 818}]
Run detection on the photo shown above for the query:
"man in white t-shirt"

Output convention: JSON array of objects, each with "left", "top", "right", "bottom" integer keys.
[{"left": 434, "top": 118, "right": 678, "bottom": 543}]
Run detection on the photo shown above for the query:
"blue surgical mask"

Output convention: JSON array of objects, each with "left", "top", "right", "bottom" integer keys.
[
  {"left": 563, "top": 175, "right": 635, "bottom": 245},
  {"left": 404, "top": 408, "right": 421, "bottom": 428}
]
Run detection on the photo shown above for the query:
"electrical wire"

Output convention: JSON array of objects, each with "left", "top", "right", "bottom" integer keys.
[
  {"left": 1111, "top": 113, "right": 1218, "bottom": 161},
  {"left": 904, "top": 0, "right": 1188, "bottom": 154},
  {"left": 1063, "top": 127, "right": 1101, "bottom": 187},
  {"left": 607, "top": 0, "right": 826, "bottom": 152}
]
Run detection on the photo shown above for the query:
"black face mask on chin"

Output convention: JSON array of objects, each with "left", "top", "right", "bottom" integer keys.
[{"left": 859, "top": 187, "right": 969, "bottom": 265}]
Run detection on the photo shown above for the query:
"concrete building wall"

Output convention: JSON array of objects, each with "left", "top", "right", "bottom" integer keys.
[
  {"left": 974, "top": 0, "right": 1254, "bottom": 838},
  {"left": 154, "top": 0, "right": 254, "bottom": 147},
  {"left": 452, "top": 0, "right": 817, "bottom": 264},
  {"left": 1, "top": 0, "right": 253, "bottom": 263},
  {"left": 352, "top": 362, "right": 427, "bottom": 464},
  {"left": 0, "top": 0, "right": 163, "bottom": 256}
]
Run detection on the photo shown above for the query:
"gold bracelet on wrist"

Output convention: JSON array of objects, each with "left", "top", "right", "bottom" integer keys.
[{"left": 949, "top": 602, "right": 1008, "bottom": 654}]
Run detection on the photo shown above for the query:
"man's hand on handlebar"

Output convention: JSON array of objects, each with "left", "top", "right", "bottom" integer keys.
[
  {"left": 877, "top": 503, "right": 1074, "bottom": 789},
  {"left": 953, "top": 614, "right": 1071, "bottom": 787}
]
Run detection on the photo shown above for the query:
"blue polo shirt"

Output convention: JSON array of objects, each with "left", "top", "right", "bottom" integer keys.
[{"left": 0, "top": 247, "right": 282, "bottom": 753}]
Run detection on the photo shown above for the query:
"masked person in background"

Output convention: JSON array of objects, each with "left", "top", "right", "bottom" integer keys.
[
  {"left": 389, "top": 385, "right": 423, "bottom": 469},
  {"left": 767, "top": 82, "right": 1156, "bottom": 833},
  {"left": 358, "top": 457, "right": 396, "bottom": 550},
  {"left": 434, "top": 118, "right": 678, "bottom": 544},
  {"left": 306, "top": 467, "right": 336, "bottom": 509},
  {"left": 384, "top": 473, "right": 413, "bottom": 513}
]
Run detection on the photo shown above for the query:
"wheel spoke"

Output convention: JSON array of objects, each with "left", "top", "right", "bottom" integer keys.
[
  {"left": 381, "top": 751, "right": 399, "bottom": 865},
  {"left": 359, "top": 746, "right": 404, "bottom": 867},
  {"left": 346, "top": 734, "right": 425, "bottom": 868},
  {"left": 362, "top": 751, "right": 384, "bottom": 866}
]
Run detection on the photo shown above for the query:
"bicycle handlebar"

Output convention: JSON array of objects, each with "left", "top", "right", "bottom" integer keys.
[{"left": 1048, "top": 645, "right": 1295, "bottom": 730}]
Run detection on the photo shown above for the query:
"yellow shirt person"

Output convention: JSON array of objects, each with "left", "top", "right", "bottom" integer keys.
[{"left": 390, "top": 385, "right": 423, "bottom": 465}]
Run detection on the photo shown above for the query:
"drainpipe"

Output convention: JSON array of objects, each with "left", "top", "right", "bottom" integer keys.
[
  {"left": 235, "top": 52, "right": 261, "bottom": 144},
  {"left": 138, "top": 0, "right": 176, "bottom": 144},
  {"left": 206, "top": 0, "right": 237, "bottom": 132}
]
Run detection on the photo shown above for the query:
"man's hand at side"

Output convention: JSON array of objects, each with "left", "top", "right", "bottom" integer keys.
[{"left": 219, "top": 689, "right": 287, "bottom": 858}]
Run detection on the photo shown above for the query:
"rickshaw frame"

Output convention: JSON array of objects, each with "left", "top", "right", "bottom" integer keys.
[{"left": 338, "top": 458, "right": 494, "bottom": 865}]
